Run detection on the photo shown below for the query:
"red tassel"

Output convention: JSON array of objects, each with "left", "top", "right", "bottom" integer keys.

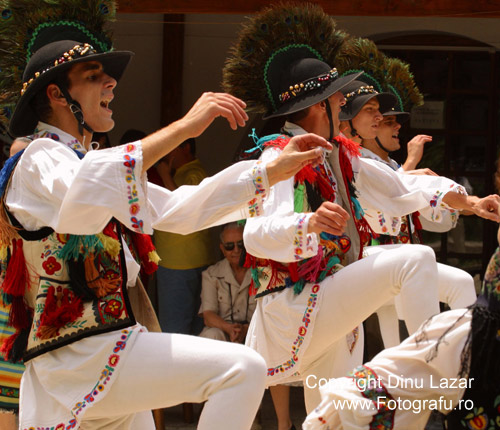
[
  {"left": 2, "top": 239, "right": 28, "bottom": 297},
  {"left": 336, "top": 135, "right": 361, "bottom": 158},
  {"left": 412, "top": 211, "right": 423, "bottom": 231},
  {"left": 36, "top": 287, "right": 83, "bottom": 340},
  {"left": 263, "top": 135, "right": 289, "bottom": 151},
  {"left": 130, "top": 233, "right": 158, "bottom": 275},
  {"left": 295, "top": 164, "right": 318, "bottom": 185},
  {"left": 287, "top": 261, "right": 300, "bottom": 283},
  {"left": 103, "top": 221, "right": 119, "bottom": 240},
  {"left": 9, "top": 296, "right": 31, "bottom": 329}
]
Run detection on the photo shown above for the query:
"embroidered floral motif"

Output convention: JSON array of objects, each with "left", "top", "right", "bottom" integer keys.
[
  {"left": 461, "top": 406, "right": 489, "bottom": 429},
  {"left": 251, "top": 160, "right": 266, "bottom": 196},
  {"left": 42, "top": 256, "right": 62, "bottom": 275},
  {"left": 377, "top": 211, "right": 388, "bottom": 233},
  {"left": 267, "top": 284, "right": 320, "bottom": 376},
  {"left": 349, "top": 365, "right": 395, "bottom": 429},
  {"left": 293, "top": 215, "right": 307, "bottom": 260},
  {"left": 123, "top": 144, "right": 144, "bottom": 233},
  {"left": 247, "top": 197, "right": 261, "bottom": 217},
  {"left": 68, "top": 329, "right": 133, "bottom": 420},
  {"left": 98, "top": 293, "right": 125, "bottom": 323}
]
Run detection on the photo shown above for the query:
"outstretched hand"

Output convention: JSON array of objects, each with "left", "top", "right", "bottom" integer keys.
[
  {"left": 266, "top": 133, "right": 333, "bottom": 186},
  {"left": 469, "top": 195, "right": 500, "bottom": 222},
  {"left": 403, "top": 134, "right": 432, "bottom": 171},
  {"left": 180, "top": 92, "right": 249, "bottom": 138}
]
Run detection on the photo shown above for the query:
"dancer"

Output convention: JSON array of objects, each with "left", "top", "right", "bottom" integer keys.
[
  {"left": 303, "top": 164, "right": 500, "bottom": 429},
  {"left": 0, "top": 2, "right": 331, "bottom": 429},
  {"left": 222, "top": 3, "right": 500, "bottom": 413}
]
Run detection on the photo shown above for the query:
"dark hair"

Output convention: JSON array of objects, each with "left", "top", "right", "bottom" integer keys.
[
  {"left": 30, "top": 71, "right": 71, "bottom": 124},
  {"left": 92, "top": 132, "right": 111, "bottom": 148},
  {"left": 120, "top": 129, "right": 146, "bottom": 145},
  {"left": 286, "top": 106, "right": 311, "bottom": 124},
  {"left": 180, "top": 137, "right": 196, "bottom": 156}
]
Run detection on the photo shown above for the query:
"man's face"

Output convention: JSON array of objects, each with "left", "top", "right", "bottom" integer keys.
[
  {"left": 220, "top": 227, "right": 244, "bottom": 267},
  {"left": 66, "top": 61, "right": 117, "bottom": 133},
  {"left": 377, "top": 115, "right": 402, "bottom": 152},
  {"left": 327, "top": 91, "right": 346, "bottom": 135},
  {"left": 351, "top": 98, "right": 383, "bottom": 139}
]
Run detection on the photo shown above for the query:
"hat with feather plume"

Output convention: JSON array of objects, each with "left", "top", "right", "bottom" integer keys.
[
  {"left": 0, "top": 0, "right": 133, "bottom": 137},
  {"left": 222, "top": 2, "right": 362, "bottom": 120},
  {"left": 336, "top": 36, "right": 423, "bottom": 123}
]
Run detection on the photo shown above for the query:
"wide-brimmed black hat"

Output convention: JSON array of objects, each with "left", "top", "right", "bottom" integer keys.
[
  {"left": 9, "top": 40, "right": 133, "bottom": 137},
  {"left": 339, "top": 80, "right": 396, "bottom": 121},
  {"left": 382, "top": 107, "right": 410, "bottom": 123},
  {"left": 264, "top": 55, "right": 362, "bottom": 120}
]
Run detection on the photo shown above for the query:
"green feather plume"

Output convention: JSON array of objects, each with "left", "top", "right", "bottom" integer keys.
[
  {"left": 384, "top": 56, "right": 424, "bottom": 111},
  {"left": 337, "top": 36, "right": 423, "bottom": 111},
  {"left": 336, "top": 37, "right": 388, "bottom": 92},
  {"left": 0, "top": 0, "right": 117, "bottom": 132},
  {"left": 222, "top": 2, "right": 347, "bottom": 114}
]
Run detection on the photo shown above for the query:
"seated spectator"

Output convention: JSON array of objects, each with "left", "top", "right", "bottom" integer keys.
[{"left": 200, "top": 222, "right": 255, "bottom": 343}]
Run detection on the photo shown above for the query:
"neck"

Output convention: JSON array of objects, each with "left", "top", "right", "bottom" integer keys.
[
  {"left": 362, "top": 138, "right": 390, "bottom": 161},
  {"left": 48, "top": 108, "right": 93, "bottom": 149}
]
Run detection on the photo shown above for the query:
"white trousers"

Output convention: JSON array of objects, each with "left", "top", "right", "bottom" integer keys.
[
  {"left": 365, "top": 244, "right": 476, "bottom": 348},
  {"left": 78, "top": 332, "right": 266, "bottom": 429},
  {"left": 297, "top": 244, "right": 440, "bottom": 412}
]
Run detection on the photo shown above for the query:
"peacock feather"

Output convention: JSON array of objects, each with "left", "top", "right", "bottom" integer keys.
[
  {"left": 222, "top": 2, "right": 348, "bottom": 114},
  {"left": 0, "top": 0, "right": 117, "bottom": 132},
  {"left": 384, "top": 56, "right": 424, "bottom": 111},
  {"left": 336, "top": 37, "right": 388, "bottom": 93},
  {"left": 337, "top": 36, "right": 423, "bottom": 111}
]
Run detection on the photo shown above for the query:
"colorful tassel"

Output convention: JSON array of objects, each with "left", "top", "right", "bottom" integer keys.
[
  {"left": 2, "top": 239, "right": 28, "bottom": 297},
  {"left": 36, "top": 286, "right": 83, "bottom": 340},
  {"left": 129, "top": 232, "right": 159, "bottom": 275},
  {"left": 84, "top": 253, "right": 121, "bottom": 298}
]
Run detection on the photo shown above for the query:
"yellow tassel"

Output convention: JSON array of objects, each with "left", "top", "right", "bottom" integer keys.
[
  {"left": 0, "top": 244, "right": 8, "bottom": 260},
  {"left": 148, "top": 250, "right": 161, "bottom": 264},
  {"left": 0, "top": 206, "right": 19, "bottom": 248},
  {"left": 97, "top": 233, "right": 121, "bottom": 258}
]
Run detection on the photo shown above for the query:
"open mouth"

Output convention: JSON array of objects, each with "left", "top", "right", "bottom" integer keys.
[{"left": 100, "top": 100, "right": 110, "bottom": 109}]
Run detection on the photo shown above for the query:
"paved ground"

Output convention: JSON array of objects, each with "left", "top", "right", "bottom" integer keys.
[{"left": 161, "top": 386, "right": 445, "bottom": 429}]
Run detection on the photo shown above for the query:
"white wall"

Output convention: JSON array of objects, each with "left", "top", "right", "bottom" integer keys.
[
  {"left": 109, "top": 14, "right": 164, "bottom": 145},
  {"left": 112, "top": 13, "right": 499, "bottom": 173}
]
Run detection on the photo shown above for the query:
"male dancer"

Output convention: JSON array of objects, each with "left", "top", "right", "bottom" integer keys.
[
  {"left": 0, "top": 2, "right": 330, "bottom": 428},
  {"left": 223, "top": 3, "right": 500, "bottom": 412}
]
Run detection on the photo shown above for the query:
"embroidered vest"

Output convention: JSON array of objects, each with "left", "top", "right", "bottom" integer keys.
[
  {"left": 246, "top": 135, "right": 372, "bottom": 298},
  {"left": 0, "top": 150, "right": 159, "bottom": 363}
]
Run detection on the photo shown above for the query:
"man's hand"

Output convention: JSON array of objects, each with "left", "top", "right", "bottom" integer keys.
[
  {"left": 225, "top": 322, "right": 243, "bottom": 343},
  {"left": 468, "top": 195, "right": 500, "bottom": 222},
  {"left": 266, "top": 133, "right": 333, "bottom": 186},
  {"left": 402, "top": 134, "right": 432, "bottom": 171},
  {"left": 178, "top": 92, "right": 249, "bottom": 139},
  {"left": 308, "top": 201, "right": 350, "bottom": 236}
]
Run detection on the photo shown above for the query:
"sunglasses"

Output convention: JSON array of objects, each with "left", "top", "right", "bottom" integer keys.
[{"left": 222, "top": 240, "right": 245, "bottom": 251}]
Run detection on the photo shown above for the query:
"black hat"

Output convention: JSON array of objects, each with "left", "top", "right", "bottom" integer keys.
[
  {"left": 263, "top": 55, "right": 362, "bottom": 119},
  {"left": 9, "top": 40, "right": 133, "bottom": 137},
  {"left": 382, "top": 84, "right": 410, "bottom": 124},
  {"left": 339, "top": 79, "right": 396, "bottom": 121}
]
